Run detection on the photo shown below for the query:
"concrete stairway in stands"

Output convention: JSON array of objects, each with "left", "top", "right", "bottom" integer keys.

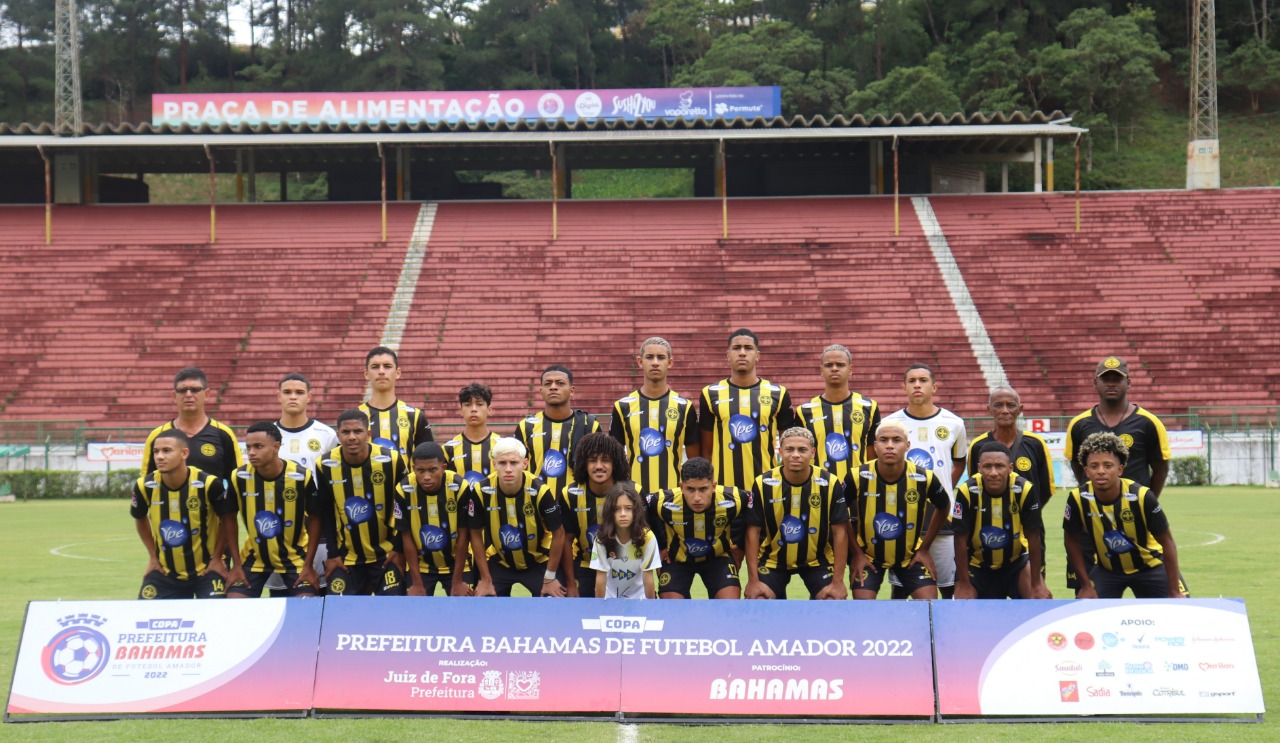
[{"left": 397, "top": 197, "right": 988, "bottom": 423}]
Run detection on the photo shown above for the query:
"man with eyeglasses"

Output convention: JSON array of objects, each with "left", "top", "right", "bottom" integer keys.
[{"left": 141, "top": 366, "right": 244, "bottom": 486}]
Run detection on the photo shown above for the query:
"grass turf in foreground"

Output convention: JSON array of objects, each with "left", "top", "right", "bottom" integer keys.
[{"left": 0, "top": 489, "right": 1273, "bottom": 740}]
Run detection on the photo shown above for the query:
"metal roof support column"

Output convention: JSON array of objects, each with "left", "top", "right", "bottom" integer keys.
[
  {"left": 1046, "top": 138, "right": 1054, "bottom": 192},
  {"left": 235, "top": 149, "right": 244, "bottom": 202},
  {"left": 550, "top": 141, "right": 559, "bottom": 241},
  {"left": 203, "top": 144, "right": 216, "bottom": 244},
  {"left": 717, "top": 139, "right": 727, "bottom": 238},
  {"left": 1033, "top": 138, "right": 1042, "bottom": 193},
  {"left": 892, "top": 136, "right": 899, "bottom": 236},
  {"left": 378, "top": 142, "right": 387, "bottom": 242},
  {"left": 1074, "top": 134, "right": 1082, "bottom": 233},
  {"left": 37, "top": 145, "right": 51, "bottom": 245}
]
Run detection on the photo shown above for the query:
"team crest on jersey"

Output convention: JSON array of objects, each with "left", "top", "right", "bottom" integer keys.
[
  {"left": 1120, "top": 434, "right": 1135, "bottom": 448},
  {"left": 935, "top": 426, "right": 950, "bottom": 441},
  {"left": 186, "top": 496, "right": 200, "bottom": 510},
  {"left": 397, "top": 416, "right": 410, "bottom": 428},
  {"left": 1121, "top": 509, "right": 1134, "bottom": 523},
  {"left": 808, "top": 493, "right": 822, "bottom": 508},
  {"left": 371, "top": 471, "right": 386, "bottom": 486},
  {"left": 1016, "top": 456, "right": 1032, "bottom": 471},
  {"left": 308, "top": 439, "right": 322, "bottom": 452},
  {"left": 759, "top": 395, "right": 773, "bottom": 407},
  {"left": 200, "top": 443, "right": 216, "bottom": 456},
  {"left": 1010, "top": 499, "right": 1020, "bottom": 514},
  {"left": 284, "top": 487, "right": 298, "bottom": 502},
  {"left": 851, "top": 410, "right": 865, "bottom": 425},
  {"left": 446, "top": 499, "right": 457, "bottom": 513},
  {"left": 523, "top": 502, "right": 536, "bottom": 517},
  {"left": 714, "top": 514, "right": 728, "bottom": 529},
  {"left": 905, "top": 489, "right": 919, "bottom": 504},
  {"left": 666, "top": 408, "right": 680, "bottom": 421}
]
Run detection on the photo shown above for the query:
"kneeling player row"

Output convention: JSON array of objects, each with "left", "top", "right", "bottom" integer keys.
[{"left": 131, "top": 410, "right": 1187, "bottom": 601}]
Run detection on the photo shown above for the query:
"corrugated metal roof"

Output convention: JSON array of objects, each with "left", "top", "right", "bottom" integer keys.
[{"left": 0, "top": 110, "right": 1073, "bottom": 137}]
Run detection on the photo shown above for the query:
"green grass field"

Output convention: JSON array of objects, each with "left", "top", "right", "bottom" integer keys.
[{"left": 1, "top": 488, "right": 1274, "bottom": 741}]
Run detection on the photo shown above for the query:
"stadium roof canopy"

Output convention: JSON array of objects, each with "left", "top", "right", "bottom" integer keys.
[
  {"left": 0, "top": 111, "right": 1082, "bottom": 166},
  {"left": 0, "top": 111, "right": 1086, "bottom": 201}
]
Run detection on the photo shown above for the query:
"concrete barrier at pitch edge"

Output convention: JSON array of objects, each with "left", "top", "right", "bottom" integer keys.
[{"left": 5, "top": 597, "right": 1265, "bottom": 722}]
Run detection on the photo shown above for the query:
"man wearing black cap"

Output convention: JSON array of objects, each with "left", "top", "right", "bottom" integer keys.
[{"left": 1062, "top": 356, "right": 1170, "bottom": 593}]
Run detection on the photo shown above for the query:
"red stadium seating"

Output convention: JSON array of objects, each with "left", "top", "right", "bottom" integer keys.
[
  {"left": 1, "top": 190, "right": 1275, "bottom": 432},
  {"left": 929, "top": 189, "right": 1280, "bottom": 418},
  {"left": 0, "top": 203, "right": 418, "bottom": 427}
]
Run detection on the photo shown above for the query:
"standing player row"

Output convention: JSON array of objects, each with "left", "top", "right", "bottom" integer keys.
[{"left": 130, "top": 331, "right": 1172, "bottom": 600}]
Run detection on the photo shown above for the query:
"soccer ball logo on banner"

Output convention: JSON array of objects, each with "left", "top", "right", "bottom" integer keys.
[{"left": 43, "top": 625, "right": 110, "bottom": 685}]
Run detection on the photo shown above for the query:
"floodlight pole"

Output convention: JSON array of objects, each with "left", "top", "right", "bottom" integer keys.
[
  {"left": 54, "top": 0, "right": 83, "bottom": 136},
  {"left": 1187, "top": 0, "right": 1220, "bottom": 188}
]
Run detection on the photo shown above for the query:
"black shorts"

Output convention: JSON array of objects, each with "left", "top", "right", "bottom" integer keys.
[
  {"left": 967, "top": 554, "right": 1029, "bottom": 599},
  {"left": 660, "top": 556, "right": 740, "bottom": 598},
  {"left": 1090, "top": 563, "right": 1190, "bottom": 599},
  {"left": 854, "top": 563, "right": 935, "bottom": 597},
  {"left": 328, "top": 562, "right": 407, "bottom": 596},
  {"left": 570, "top": 565, "right": 598, "bottom": 598},
  {"left": 757, "top": 563, "right": 833, "bottom": 600},
  {"left": 1067, "top": 533, "right": 1096, "bottom": 591},
  {"left": 227, "top": 569, "right": 318, "bottom": 598},
  {"left": 416, "top": 569, "right": 477, "bottom": 596},
  {"left": 489, "top": 559, "right": 547, "bottom": 597},
  {"left": 139, "top": 569, "right": 226, "bottom": 599}
]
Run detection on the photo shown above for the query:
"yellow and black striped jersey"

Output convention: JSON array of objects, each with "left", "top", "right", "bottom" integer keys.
[
  {"left": 130, "top": 466, "right": 234, "bottom": 581},
  {"left": 968, "top": 431, "right": 1056, "bottom": 505},
  {"left": 796, "top": 393, "right": 880, "bottom": 482},
  {"left": 360, "top": 399, "right": 433, "bottom": 460},
  {"left": 462, "top": 471, "right": 564, "bottom": 570},
  {"left": 559, "top": 483, "right": 607, "bottom": 569},
  {"left": 443, "top": 431, "right": 500, "bottom": 487},
  {"left": 699, "top": 379, "right": 795, "bottom": 490},
  {"left": 1064, "top": 407, "right": 1170, "bottom": 487},
  {"left": 847, "top": 461, "right": 950, "bottom": 568},
  {"left": 746, "top": 465, "right": 848, "bottom": 570},
  {"left": 1063, "top": 479, "right": 1169, "bottom": 574},
  {"left": 228, "top": 460, "right": 318, "bottom": 572},
  {"left": 513, "top": 410, "right": 600, "bottom": 496},
  {"left": 609, "top": 389, "right": 697, "bottom": 496},
  {"left": 395, "top": 469, "right": 469, "bottom": 575},
  {"left": 315, "top": 444, "right": 406, "bottom": 566},
  {"left": 142, "top": 419, "right": 244, "bottom": 484},
  {"left": 955, "top": 473, "right": 1041, "bottom": 570},
  {"left": 647, "top": 485, "right": 747, "bottom": 563}
]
